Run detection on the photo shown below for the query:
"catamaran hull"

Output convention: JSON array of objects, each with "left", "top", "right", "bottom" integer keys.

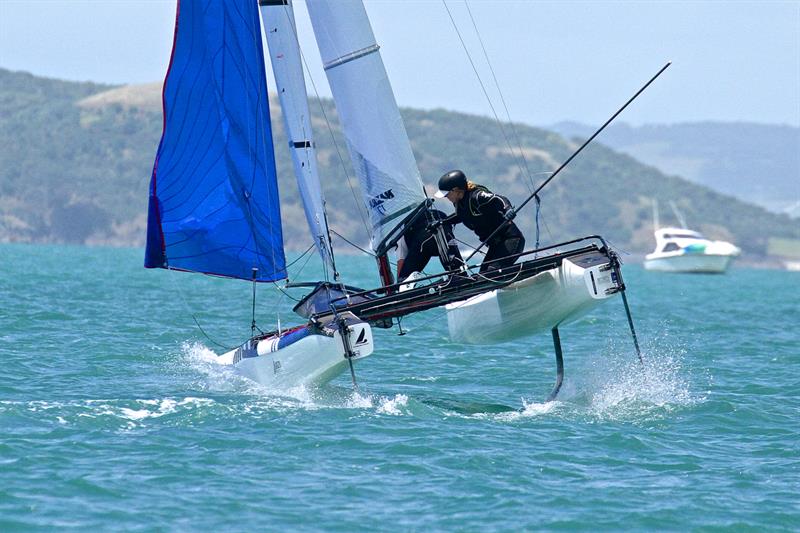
[
  {"left": 445, "top": 253, "right": 620, "bottom": 344},
  {"left": 643, "top": 254, "right": 734, "bottom": 273},
  {"left": 217, "top": 322, "right": 373, "bottom": 389}
]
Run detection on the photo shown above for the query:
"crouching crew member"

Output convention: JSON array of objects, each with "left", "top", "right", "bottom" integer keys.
[
  {"left": 434, "top": 170, "right": 525, "bottom": 273},
  {"left": 396, "top": 209, "right": 463, "bottom": 281}
]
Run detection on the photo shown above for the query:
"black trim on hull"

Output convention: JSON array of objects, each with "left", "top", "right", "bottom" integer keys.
[{"left": 312, "top": 235, "right": 621, "bottom": 326}]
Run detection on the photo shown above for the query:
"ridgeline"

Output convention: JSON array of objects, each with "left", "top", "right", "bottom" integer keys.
[{"left": 1, "top": 68, "right": 797, "bottom": 260}]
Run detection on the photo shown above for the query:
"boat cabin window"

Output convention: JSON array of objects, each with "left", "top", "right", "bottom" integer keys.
[{"left": 662, "top": 242, "right": 680, "bottom": 252}]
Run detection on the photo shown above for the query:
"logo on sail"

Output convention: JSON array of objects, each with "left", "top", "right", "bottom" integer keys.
[{"left": 368, "top": 189, "right": 394, "bottom": 216}]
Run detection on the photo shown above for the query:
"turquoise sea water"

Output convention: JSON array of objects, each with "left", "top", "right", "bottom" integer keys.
[{"left": 1, "top": 243, "right": 798, "bottom": 531}]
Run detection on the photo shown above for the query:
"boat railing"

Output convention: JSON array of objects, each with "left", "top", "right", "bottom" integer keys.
[
  {"left": 346, "top": 234, "right": 610, "bottom": 299},
  {"left": 312, "top": 234, "right": 615, "bottom": 322}
]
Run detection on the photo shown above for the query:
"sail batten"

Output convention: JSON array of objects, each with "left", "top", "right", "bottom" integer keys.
[
  {"left": 145, "top": 0, "right": 286, "bottom": 282},
  {"left": 323, "top": 44, "right": 381, "bottom": 70}
]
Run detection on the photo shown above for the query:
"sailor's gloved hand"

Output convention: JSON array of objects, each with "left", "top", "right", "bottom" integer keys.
[
  {"left": 426, "top": 219, "right": 443, "bottom": 233},
  {"left": 503, "top": 209, "right": 516, "bottom": 222}
]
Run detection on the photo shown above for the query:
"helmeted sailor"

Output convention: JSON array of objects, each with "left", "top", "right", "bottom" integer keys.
[
  {"left": 396, "top": 208, "right": 463, "bottom": 281},
  {"left": 434, "top": 170, "right": 525, "bottom": 273}
]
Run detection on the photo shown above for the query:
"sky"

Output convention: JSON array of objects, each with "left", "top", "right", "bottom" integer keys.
[{"left": 1, "top": 0, "right": 798, "bottom": 128}]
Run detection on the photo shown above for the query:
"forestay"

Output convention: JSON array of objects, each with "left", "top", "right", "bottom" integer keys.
[
  {"left": 145, "top": 0, "right": 286, "bottom": 282},
  {"left": 306, "top": 0, "right": 427, "bottom": 250},
  {"left": 259, "top": 0, "right": 335, "bottom": 276}
]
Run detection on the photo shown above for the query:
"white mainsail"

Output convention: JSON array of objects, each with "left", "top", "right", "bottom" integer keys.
[
  {"left": 305, "top": 0, "right": 427, "bottom": 251},
  {"left": 259, "top": 0, "right": 335, "bottom": 275}
]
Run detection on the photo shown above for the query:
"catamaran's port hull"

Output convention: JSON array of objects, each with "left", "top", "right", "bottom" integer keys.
[
  {"left": 217, "top": 321, "right": 373, "bottom": 389},
  {"left": 445, "top": 252, "right": 620, "bottom": 344},
  {"left": 643, "top": 254, "right": 735, "bottom": 273}
]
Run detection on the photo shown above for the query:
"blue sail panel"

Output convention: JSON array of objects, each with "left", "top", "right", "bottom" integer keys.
[{"left": 145, "top": 0, "right": 286, "bottom": 282}]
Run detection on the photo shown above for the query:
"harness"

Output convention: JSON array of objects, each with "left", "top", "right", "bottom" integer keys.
[{"left": 457, "top": 186, "right": 518, "bottom": 243}]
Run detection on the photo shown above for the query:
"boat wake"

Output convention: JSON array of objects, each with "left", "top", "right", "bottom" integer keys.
[
  {"left": 177, "top": 332, "right": 704, "bottom": 423},
  {"left": 178, "top": 342, "right": 412, "bottom": 415},
  {"left": 0, "top": 397, "right": 222, "bottom": 433}
]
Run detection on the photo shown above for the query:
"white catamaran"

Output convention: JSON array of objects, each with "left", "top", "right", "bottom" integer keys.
[{"left": 146, "top": 0, "right": 656, "bottom": 399}]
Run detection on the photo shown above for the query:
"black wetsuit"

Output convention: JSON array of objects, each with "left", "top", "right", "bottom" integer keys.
[
  {"left": 451, "top": 185, "right": 525, "bottom": 273},
  {"left": 398, "top": 209, "right": 464, "bottom": 280}
]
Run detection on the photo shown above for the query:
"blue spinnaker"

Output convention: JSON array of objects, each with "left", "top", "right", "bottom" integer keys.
[{"left": 145, "top": 0, "right": 286, "bottom": 282}]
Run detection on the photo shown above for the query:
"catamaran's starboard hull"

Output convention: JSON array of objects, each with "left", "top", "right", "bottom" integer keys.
[
  {"left": 643, "top": 254, "right": 734, "bottom": 273},
  {"left": 217, "top": 322, "right": 373, "bottom": 389},
  {"left": 445, "top": 252, "right": 620, "bottom": 344}
]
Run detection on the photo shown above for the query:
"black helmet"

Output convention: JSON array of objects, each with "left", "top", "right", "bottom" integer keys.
[{"left": 435, "top": 170, "right": 467, "bottom": 198}]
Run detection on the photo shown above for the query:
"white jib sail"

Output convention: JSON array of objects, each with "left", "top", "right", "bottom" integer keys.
[
  {"left": 259, "top": 0, "right": 335, "bottom": 275},
  {"left": 306, "top": 0, "right": 427, "bottom": 251}
]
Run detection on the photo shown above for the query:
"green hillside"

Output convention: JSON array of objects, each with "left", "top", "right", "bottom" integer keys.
[
  {"left": 551, "top": 121, "right": 800, "bottom": 216},
  {"left": 1, "top": 68, "right": 798, "bottom": 259}
]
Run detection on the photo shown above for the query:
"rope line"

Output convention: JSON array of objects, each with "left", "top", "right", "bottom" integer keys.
[{"left": 168, "top": 267, "right": 237, "bottom": 351}]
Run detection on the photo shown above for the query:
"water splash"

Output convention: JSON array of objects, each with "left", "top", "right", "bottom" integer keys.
[
  {"left": 182, "top": 341, "right": 219, "bottom": 364},
  {"left": 491, "top": 399, "right": 557, "bottom": 422},
  {"left": 178, "top": 341, "right": 266, "bottom": 395},
  {"left": 566, "top": 330, "right": 706, "bottom": 421},
  {"left": 376, "top": 394, "right": 409, "bottom": 415},
  {"left": 332, "top": 389, "right": 410, "bottom": 415}
]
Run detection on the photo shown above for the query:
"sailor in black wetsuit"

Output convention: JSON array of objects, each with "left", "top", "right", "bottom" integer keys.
[
  {"left": 396, "top": 209, "right": 463, "bottom": 281},
  {"left": 434, "top": 170, "right": 525, "bottom": 273}
]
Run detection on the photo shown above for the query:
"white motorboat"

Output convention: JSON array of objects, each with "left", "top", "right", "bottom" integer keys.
[{"left": 643, "top": 227, "right": 740, "bottom": 273}]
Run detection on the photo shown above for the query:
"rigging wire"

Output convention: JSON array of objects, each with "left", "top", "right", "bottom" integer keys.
[
  {"left": 443, "top": 1, "right": 553, "bottom": 252},
  {"left": 270, "top": 241, "right": 319, "bottom": 334},
  {"left": 454, "top": 237, "right": 485, "bottom": 256},
  {"left": 330, "top": 229, "right": 376, "bottom": 258},
  {"left": 271, "top": 247, "right": 317, "bottom": 305},
  {"left": 190, "top": 314, "right": 237, "bottom": 352},
  {"left": 464, "top": 61, "right": 673, "bottom": 265},
  {"left": 287, "top": 242, "right": 319, "bottom": 285},
  {"left": 178, "top": 243, "right": 317, "bottom": 349},
  {"left": 441, "top": 0, "right": 533, "bottom": 191},
  {"left": 462, "top": 0, "right": 538, "bottom": 194},
  {"left": 534, "top": 194, "right": 541, "bottom": 251},
  {"left": 284, "top": 242, "right": 317, "bottom": 269}
]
